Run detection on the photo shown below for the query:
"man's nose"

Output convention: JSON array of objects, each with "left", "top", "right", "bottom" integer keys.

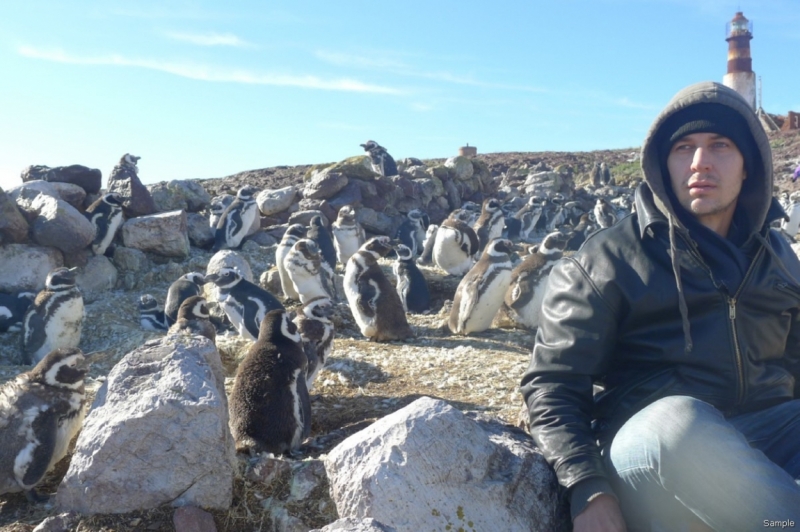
[{"left": 690, "top": 147, "right": 712, "bottom": 173}]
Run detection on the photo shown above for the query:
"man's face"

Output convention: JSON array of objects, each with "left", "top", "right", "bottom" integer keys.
[{"left": 666, "top": 132, "right": 746, "bottom": 235}]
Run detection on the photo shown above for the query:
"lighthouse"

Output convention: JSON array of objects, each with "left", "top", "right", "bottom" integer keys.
[{"left": 723, "top": 11, "right": 756, "bottom": 110}]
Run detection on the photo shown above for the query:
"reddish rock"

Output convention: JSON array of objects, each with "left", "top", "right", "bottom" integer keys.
[{"left": 173, "top": 506, "right": 217, "bottom": 532}]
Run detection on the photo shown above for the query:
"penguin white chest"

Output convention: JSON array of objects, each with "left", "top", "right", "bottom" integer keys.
[
  {"left": 433, "top": 227, "right": 472, "bottom": 275},
  {"left": 460, "top": 269, "right": 511, "bottom": 334},
  {"left": 43, "top": 297, "right": 84, "bottom": 354},
  {"left": 333, "top": 228, "right": 361, "bottom": 263}
]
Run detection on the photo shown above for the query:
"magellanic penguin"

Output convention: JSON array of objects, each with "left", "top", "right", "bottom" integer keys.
[
  {"left": 293, "top": 296, "right": 335, "bottom": 391},
  {"left": 332, "top": 205, "right": 366, "bottom": 267},
  {"left": 393, "top": 244, "right": 431, "bottom": 314},
  {"left": 212, "top": 185, "right": 259, "bottom": 251},
  {"left": 432, "top": 211, "right": 479, "bottom": 276},
  {"left": 307, "top": 215, "right": 337, "bottom": 272},
  {"left": 84, "top": 192, "right": 124, "bottom": 257},
  {"left": 138, "top": 294, "right": 169, "bottom": 331},
  {"left": 229, "top": 309, "right": 310, "bottom": 456},
  {"left": 0, "top": 348, "right": 89, "bottom": 502},
  {"left": 0, "top": 292, "right": 35, "bottom": 333},
  {"left": 204, "top": 267, "right": 284, "bottom": 341},
  {"left": 448, "top": 238, "right": 515, "bottom": 336},
  {"left": 396, "top": 209, "right": 427, "bottom": 257},
  {"left": 344, "top": 236, "right": 413, "bottom": 342},
  {"left": 276, "top": 224, "right": 308, "bottom": 301},
  {"left": 502, "top": 231, "right": 570, "bottom": 330},
  {"left": 209, "top": 194, "right": 235, "bottom": 230},
  {"left": 417, "top": 223, "right": 439, "bottom": 265},
  {"left": 594, "top": 198, "right": 617, "bottom": 229},
  {"left": 360, "top": 140, "right": 398, "bottom": 177},
  {"left": 168, "top": 296, "right": 216, "bottom": 343},
  {"left": 22, "top": 268, "right": 84, "bottom": 366},
  {"left": 164, "top": 272, "right": 206, "bottom": 325},
  {"left": 473, "top": 198, "right": 505, "bottom": 253},
  {"left": 284, "top": 239, "right": 336, "bottom": 305}
]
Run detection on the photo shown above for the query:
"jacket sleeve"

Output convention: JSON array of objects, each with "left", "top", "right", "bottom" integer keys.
[{"left": 520, "top": 255, "right": 623, "bottom": 509}]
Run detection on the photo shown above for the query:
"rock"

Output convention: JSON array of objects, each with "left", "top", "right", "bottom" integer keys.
[
  {"left": 288, "top": 210, "right": 329, "bottom": 228},
  {"left": 173, "top": 506, "right": 217, "bottom": 532},
  {"left": 187, "top": 213, "right": 215, "bottom": 249},
  {"left": 445, "top": 156, "right": 475, "bottom": 181},
  {"left": 246, "top": 455, "right": 293, "bottom": 486},
  {"left": 0, "top": 244, "right": 64, "bottom": 292},
  {"left": 32, "top": 512, "right": 80, "bottom": 532},
  {"left": 298, "top": 199, "right": 337, "bottom": 225},
  {"left": 107, "top": 159, "right": 157, "bottom": 217},
  {"left": 304, "top": 171, "right": 349, "bottom": 201},
  {"left": 121, "top": 210, "right": 190, "bottom": 258},
  {"left": 324, "top": 397, "right": 567, "bottom": 532},
  {"left": 314, "top": 156, "right": 379, "bottom": 181},
  {"left": 112, "top": 246, "right": 149, "bottom": 272},
  {"left": 56, "top": 336, "right": 236, "bottom": 514},
  {"left": 0, "top": 187, "right": 29, "bottom": 244},
  {"left": 311, "top": 518, "right": 397, "bottom": 532},
  {"left": 271, "top": 506, "right": 310, "bottom": 532},
  {"left": 327, "top": 181, "right": 363, "bottom": 210},
  {"left": 75, "top": 256, "right": 118, "bottom": 303},
  {"left": 245, "top": 231, "right": 278, "bottom": 247},
  {"left": 21, "top": 164, "right": 102, "bottom": 194},
  {"left": 356, "top": 208, "right": 396, "bottom": 236},
  {"left": 260, "top": 269, "right": 282, "bottom": 295},
  {"left": 257, "top": 186, "right": 298, "bottom": 216},
  {"left": 148, "top": 180, "right": 212, "bottom": 213},
  {"left": 287, "top": 460, "right": 327, "bottom": 502},
  {"left": 443, "top": 179, "right": 462, "bottom": 210},
  {"left": 404, "top": 165, "right": 429, "bottom": 179},
  {"left": 205, "top": 250, "right": 253, "bottom": 303},
  {"left": 23, "top": 194, "right": 96, "bottom": 254},
  {"left": 10, "top": 180, "right": 87, "bottom": 211}
]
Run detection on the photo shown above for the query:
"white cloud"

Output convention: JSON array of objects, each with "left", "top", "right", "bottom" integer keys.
[
  {"left": 163, "top": 31, "right": 254, "bottom": 48},
  {"left": 18, "top": 46, "right": 403, "bottom": 95}
]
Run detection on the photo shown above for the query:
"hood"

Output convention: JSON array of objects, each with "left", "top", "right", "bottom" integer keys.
[{"left": 640, "top": 81, "right": 773, "bottom": 235}]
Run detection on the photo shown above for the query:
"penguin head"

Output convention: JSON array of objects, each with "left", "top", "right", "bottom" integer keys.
[
  {"left": 121, "top": 153, "right": 141, "bottom": 167},
  {"left": 45, "top": 267, "right": 78, "bottom": 291},
  {"left": 540, "top": 231, "right": 571, "bottom": 255},
  {"left": 184, "top": 272, "right": 206, "bottom": 286},
  {"left": 204, "top": 267, "right": 242, "bottom": 289},
  {"left": 394, "top": 244, "right": 414, "bottom": 261},
  {"left": 407, "top": 210, "right": 423, "bottom": 223},
  {"left": 139, "top": 294, "right": 159, "bottom": 311},
  {"left": 237, "top": 186, "right": 257, "bottom": 200},
  {"left": 336, "top": 206, "right": 357, "bottom": 224},
  {"left": 295, "top": 238, "right": 320, "bottom": 260},
  {"left": 210, "top": 195, "right": 234, "bottom": 214},
  {"left": 309, "top": 215, "right": 326, "bottom": 230},
  {"left": 483, "top": 198, "right": 502, "bottom": 213},
  {"left": 362, "top": 236, "right": 393, "bottom": 258},
  {"left": 258, "top": 309, "right": 302, "bottom": 345},
  {"left": 283, "top": 224, "right": 307, "bottom": 243},
  {"left": 104, "top": 193, "right": 124, "bottom": 207},
  {"left": 360, "top": 140, "right": 380, "bottom": 152},
  {"left": 178, "top": 296, "right": 210, "bottom": 320},
  {"left": 486, "top": 238, "right": 515, "bottom": 258},
  {"left": 31, "top": 348, "right": 89, "bottom": 390},
  {"left": 303, "top": 296, "right": 334, "bottom": 320}
]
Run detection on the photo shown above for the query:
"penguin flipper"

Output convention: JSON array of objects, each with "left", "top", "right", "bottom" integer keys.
[
  {"left": 19, "top": 410, "right": 59, "bottom": 489},
  {"left": 297, "top": 376, "right": 312, "bottom": 441},
  {"left": 356, "top": 278, "right": 378, "bottom": 318}
]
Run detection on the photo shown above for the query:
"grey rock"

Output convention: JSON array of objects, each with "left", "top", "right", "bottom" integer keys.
[
  {"left": 288, "top": 210, "right": 329, "bottom": 228},
  {"left": 304, "top": 171, "right": 349, "bottom": 201},
  {"left": 173, "top": 506, "right": 217, "bottom": 532},
  {"left": 25, "top": 194, "right": 96, "bottom": 254},
  {"left": 187, "top": 213, "right": 215, "bottom": 249},
  {"left": 271, "top": 506, "right": 310, "bottom": 532},
  {"left": 356, "top": 208, "right": 395, "bottom": 236},
  {"left": 121, "top": 210, "right": 190, "bottom": 258},
  {"left": 21, "top": 164, "right": 102, "bottom": 194},
  {"left": 56, "top": 336, "right": 236, "bottom": 514},
  {"left": 112, "top": 246, "right": 149, "bottom": 272},
  {"left": 404, "top": 165, "right": 429, "bottom": 179},
  {"left": 10, "top": 180, "right": 87, "bottom": 211},
  {"left": 107, "top": 160, "right": 157, "bottom": 217},
  {"left": 311, "top": 518, "right": 397, "bottom": 532},
  {"left": 0, "top": 187, "right": 29, "bottom": 244},
  {"left": 32, "top": 511, "right": 80, "bottom": 532},
  {"left": 327, "top": 181, "right": 363, "bottom": 210},
  {"left": 260, "top": 269, "right": 282, "bottom": 296},
  {"left": 75, "top": 256, "right": 118, "bottom": 303},
  {"left": 322, "top": 156, "right": 379, "bottom": 181},
  {"left": 324, "top": 397, "right": 566, "bottom": 532},
  {"left": 445, "top": 156, "right": 474, "bottom": 181},
  {"left": 443, "top": 179, "right": 462, "bottom": 210},
  {"left": 246, "top": 454, "right": 293, "bottom": 486},
  {"left": 148, "top": 180, "right": 212, "bottom": 213},
  {"left": 245, "top": 231, "right": 278, "bottom": 247},
  {"left": 288, "top": 460, "right": 327, "bottom": 502},
  {"left": 256, "top": 186, "right": 298, "bottom": 216},
  {"left": 0, "top": 244, "right": 64, "bottom": 292}
]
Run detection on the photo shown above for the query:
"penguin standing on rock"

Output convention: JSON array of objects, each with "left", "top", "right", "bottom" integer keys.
[
  {"left": 307, "top": 216, "right": 337, "bottom": 271},
  {"left": 164, "top": 272, "right": 206, "bottom": 325},
  {"left": 84, "top": 192, "right": 124, "bottom": 257},
  {"left": 293, "top": 296, "right": 335, "bottom": 391},
  {"left": 360, "top": 140, "right": 398, "bottom": 177},
  {"left": 473, "top": 198, "right": 505, "bottom": 252},
  {"left": 22, "top": 268, "right": 84, "bottom": 366},
  {"left": 344, "top": 237, "right": 413, "bottom": 342},
  {"left": 204, "top": 268, "right": 284, "bottom": 341},
  {"left": 229, "top": 309, "right": 310, "bottom": 456},
  {"left": 396, "top": 210, "right": 427, "bottom": 257},
  {"left": 448, "top": 238, "right": 515, "bottom": 336},
  {"left": 0, "top": 348, "right": 89, "bottom": 502},
  {"left": 332, "top": 206, "right": 366, "bottom": 266},
  {"left": 212, "top": 185, "right": 259, "bottom": 251},
  {"left": 276, "top": 224, "right": 307, "bottom": 301},
  {"left": 0, "top": 292, "right": 35, "bottom": 333},
  {"left": 393, "top": 244, "right": 431, "bottom": 314},
  {"left": 168, "top": 296, "right": 216, "bottom": 343},
  {"left": 138, "top": 294, "right": 169, "bottom": 331},
  {"left": 432, "top": 211, "right": 479, "bottom": 276}
]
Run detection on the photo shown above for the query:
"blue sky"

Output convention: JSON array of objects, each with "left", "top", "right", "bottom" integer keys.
[{"left": 1, "top": 0, "right": 798, "bottom": 191}]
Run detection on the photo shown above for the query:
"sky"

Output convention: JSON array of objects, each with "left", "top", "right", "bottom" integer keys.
[{"left": 1, "top": 0, "right": 798, "bottom": 191}]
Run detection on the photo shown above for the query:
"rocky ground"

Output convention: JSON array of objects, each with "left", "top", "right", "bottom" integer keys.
[{"left": 0, "top": 130, "right": 798, "bottom": 532}]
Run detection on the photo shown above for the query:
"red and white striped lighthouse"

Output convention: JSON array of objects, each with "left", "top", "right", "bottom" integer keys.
[{"left": 722, "top": 11, "right": 756, "bottom": 110}]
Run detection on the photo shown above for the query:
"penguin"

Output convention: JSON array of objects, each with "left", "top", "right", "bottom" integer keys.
[
  {"left": 0, "top": 292, "right": 35, "bottom": 333},
  {"left": 164, "top": 272, "right": 206, "bottom": 325},
  {"left": 600, "top": 161, "right": 612, "bottom": 186},
  {"left": 212, "top": 185, "right": 259, "bottom": 251},
  {"left": 138, "top": 294, "right": 169, "bottom": 331},
  {"left": 502, "top": 231, "right": 570, "bottom": 330},
  {"left": 276, "top": 224, "right": 308, "bottom": 301},
  {"left": 293, "top": 296, "right": 335, "bottom": 391},
  {"left": 594, "top": 198, "right": 617, "bottom": 229},
  {"left": 395, "top": 209, "right": 427, "bottom": 257},
  {"left": 393, "top": 244, "right": 431, "bottom": 314},
  {"left": 204, "top": 267, "right": 284, "bottom": 341},
  {"left": 168, "top": 296, "right": 216, "bottom": 343},
  {"left": 331, "top": 205, "right": 366, "bottom": 266},
  {"left": 448, "top": 238, "right": 515, "bottom": 336},
  {"left": 284, "top": 239, "right": 336, "bottom": 305},
  {"left": 84, "top": 192, "right": 124, "bottom": 257},
  {"left": 432, "top": 211, "right": 479, "bottom": 276},
  {"left": 229, "top": 309, "right": 310, "bottom": 456},
  {"left": 473, "top": 198, "right": 505, "bottom": 252},
  {"left": 22, "top": 268, "right": 84, "bottom": 366},
  {"left": 0, "top": 348, "right": 89, "bottom": 502},
  {"left": 344, "top": 236, "right": 413, "bottom": 342},
  {"left": 417, "top": 223, "right": 439, "bottom": 265},
  {"left": 360, "top": 140, "right": 398, "bottom": 177},
  {"left": 209, "top": 194, "right": 235, "bottom": 230},
  {"left": 565, "top": 213, "right": 592, "bottom": 252},
  {"left": 307, "top": 215, "right": 337, "bottom": 271}
]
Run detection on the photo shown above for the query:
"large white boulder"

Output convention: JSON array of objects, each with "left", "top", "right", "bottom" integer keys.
[
  {"left": 0, "top": 244, "right": 63, "bottom": 292},
  {"left": 121, "top": 210, "right": 190, "bottom": 258},
  {"left": 21, "top": 193, "right": 96, "bottom": 254},
  {"left": 256, "top": 186, "right": 298, "bottom": 216}
]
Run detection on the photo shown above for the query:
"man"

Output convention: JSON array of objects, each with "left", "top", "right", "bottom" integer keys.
[{"left": 521, "top": 81, "right": 800, "bottom": 531}]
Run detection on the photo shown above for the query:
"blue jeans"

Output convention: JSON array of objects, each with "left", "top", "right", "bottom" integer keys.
[{"left": 605, "top": 396, "right": 800, "bottom": 532}]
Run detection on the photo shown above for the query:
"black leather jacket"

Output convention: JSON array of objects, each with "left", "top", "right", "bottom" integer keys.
[{"left": 520, "top": 82, "right": 800, "bottom": 511}]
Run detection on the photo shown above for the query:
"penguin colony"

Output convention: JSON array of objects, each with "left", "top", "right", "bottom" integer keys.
[{"left": 0, "top": 142, "right": 635, "bottom": 505}]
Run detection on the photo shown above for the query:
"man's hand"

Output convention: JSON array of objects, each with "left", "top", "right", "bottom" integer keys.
[{"left": 573, "top": 494, "right": 627, "bottom": 532}]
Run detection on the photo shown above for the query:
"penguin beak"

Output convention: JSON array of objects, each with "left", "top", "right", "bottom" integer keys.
[{"left": 203, "top": 274, "right": 219, "bottom": 284}]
